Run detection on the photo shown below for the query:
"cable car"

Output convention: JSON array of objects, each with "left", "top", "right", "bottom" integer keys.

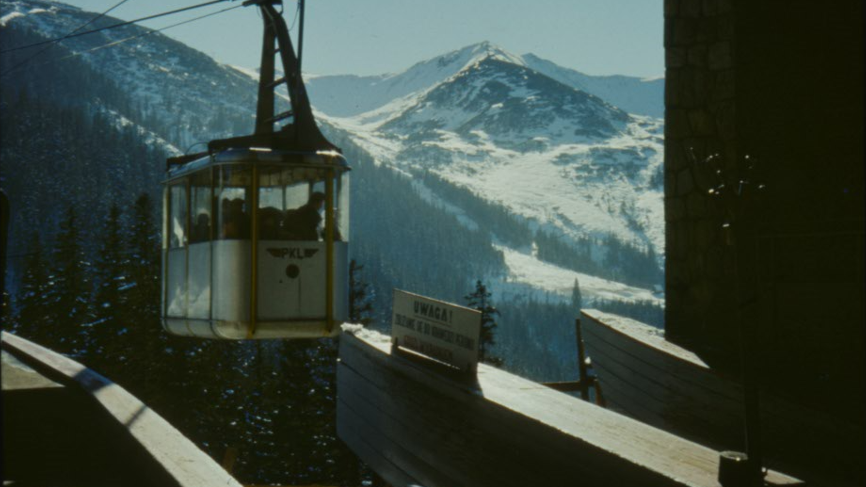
[{"left": 161, "top": 0, "right": 349, "bottom": 339}]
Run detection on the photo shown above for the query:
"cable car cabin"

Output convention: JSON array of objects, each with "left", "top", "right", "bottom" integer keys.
[{"left": 161, "top": 148, "right": 350, "bottom": 339}]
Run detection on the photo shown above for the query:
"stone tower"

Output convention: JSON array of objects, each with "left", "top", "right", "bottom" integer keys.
[{"left": 664, "top": 0, "right": 864, "bottom": 423}]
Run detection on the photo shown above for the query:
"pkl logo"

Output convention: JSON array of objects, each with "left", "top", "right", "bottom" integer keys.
[{"left": 266, "top": 248, "right": 319, "bottom": 259}]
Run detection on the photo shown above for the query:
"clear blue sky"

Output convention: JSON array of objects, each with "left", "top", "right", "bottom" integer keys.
[{"left": 58, "top": 0, "right": 664, "bottom": 78}]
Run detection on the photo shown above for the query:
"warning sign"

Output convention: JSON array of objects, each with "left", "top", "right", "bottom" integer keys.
[{"left": 391, "top": 289, "right": 481, "bottom": 373}]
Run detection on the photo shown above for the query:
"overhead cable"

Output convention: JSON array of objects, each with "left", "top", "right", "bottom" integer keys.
[
  {"left": 0, "top": 0, "right": 132, "bottom": 77},
  {"left": 46, "top": 3, "right": 245, "bottom": 66},
  {"left": 1, "top": 0, "right": 232, "bottom": 55}
]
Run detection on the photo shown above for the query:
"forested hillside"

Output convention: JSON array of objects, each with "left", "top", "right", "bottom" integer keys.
[{"left": 1, "top": 8, "right": 664, "bottom": 483}]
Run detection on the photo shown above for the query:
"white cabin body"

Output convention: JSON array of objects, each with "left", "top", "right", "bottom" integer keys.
[{"left": 161, "top": 148, "right": 350, "bottom": 339}]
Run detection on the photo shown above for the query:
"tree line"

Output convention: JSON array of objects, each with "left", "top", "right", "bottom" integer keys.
[
  {"left": 2, "top": 22, "right": 667, "bottom": 484},
  {"left": 535, "top": 230, "right": 663, "bottom": 289},
  {"left": 2, "top": 193, "right": 368, "bottom": 485},
  {"left": 413, "top": 166, "right": 664, "bottom": 290}
]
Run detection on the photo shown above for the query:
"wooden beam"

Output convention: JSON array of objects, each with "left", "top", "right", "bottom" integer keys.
[
  {"left": 581, "top": 309, "right": 864, "bottom": 487},
  {"left": 542, "top": 380, "right": 588, "bottom": 392},
  {"left": 336, "top": 328, "right": 802, "bottom": 487},
  {"left": 1, "top": 331, "right": 243, "bottom": 487}
]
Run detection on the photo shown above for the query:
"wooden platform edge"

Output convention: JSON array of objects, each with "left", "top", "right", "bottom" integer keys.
[
  {"left": 1, "top": 331, "right": 243, "bottom": 487},
  {"left": 579, "top": 310, "right": 865, "bottom": 487},
  {"left": 337, "top": 329, "right": 804, "bottom": 487}
]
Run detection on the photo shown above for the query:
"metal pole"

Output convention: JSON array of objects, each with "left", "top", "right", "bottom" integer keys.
[
  {"left": 255, "top": 10, "right": 276, "bottom": 134},
  {"left": 325, "top": 168, "right": 335, "bottom": 334},
  {"left": 575, "top": 318, "right": 589, "bottom": 401},
  {"left": 0, "top": 189, "right": 9, "bottom": 307},
  {"left": 294, "top": 0, "right": 306, "bottom": 146},
  {"left": 296, "top": 0, "right": 305, "bottom": 79},
  {"left": 247, "top": 164, "right": 260, "bottom": 339}
]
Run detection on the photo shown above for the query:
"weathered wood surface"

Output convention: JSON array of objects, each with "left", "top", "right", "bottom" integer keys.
[
  {"left": 336, "top": 327, "right": 802, "bottom": 487},
  {"left": 581, "top": 309, "right": 864, "bottom": 487},
  {"left": 1, "top": 331, "right": 242, "bottom": 487}
]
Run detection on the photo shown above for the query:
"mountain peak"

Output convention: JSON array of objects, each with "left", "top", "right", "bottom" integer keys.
[
  {"left": 458, "top": 41, "right": 526, "bottom": 67},
  {"left": 380, "top": 53, "right": 630, "bottom": 148},
  {"left": 430, "top": 42, "right": 526, "bottom": 74}
]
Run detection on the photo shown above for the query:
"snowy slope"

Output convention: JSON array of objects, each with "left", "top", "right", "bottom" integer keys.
[
  {"left": 313, "top": 43, "right": 665, "bottom": 302},
  {"left": 4, "top": 1, "right": 664, "bottom": 306},
  {"left": 305, "top": 42, "right": 521, "bottom": 118},
  {"left": 1, "top": 0, "right": 259, "bottom": 147},
  {"left": 324, "top": 49, "right": 665, "bottom": 259},
  {"left": 522, "top": 53, "right": 665, "bottom": 119},
  {"left": 494, "top": 246, "right": 662, "bottom": 305}
]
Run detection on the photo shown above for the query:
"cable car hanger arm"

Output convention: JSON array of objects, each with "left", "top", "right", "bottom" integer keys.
[{"left": 207, "top": 0, "right": 338, "bottom": 154}]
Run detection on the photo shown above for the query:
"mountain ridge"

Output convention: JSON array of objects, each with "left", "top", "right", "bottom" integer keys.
[
  {"left": 2, "top": 1, "right": 665, "bottom": 310},
  {"left": 306, "top": 41, "right": 664, "bottom": 119}
]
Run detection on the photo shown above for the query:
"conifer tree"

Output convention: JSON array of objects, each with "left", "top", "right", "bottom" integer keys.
[
  {"left": 571, "top": 277, "right": 583, "bottom": 313},
  {"left": 348, "top": 259, "right": 374, "bottom": 327},
  {"left": 464, "top": 279, "right": 503, "bottom": 366},
  {"left": 1, "top": 290, "right": 10, "bottom": 332},
  {"left": 48, "top": 205, "right": 93, "bottom": 355},
  {"left": 120, "top": 193, "right": 164, "bottom": 390},
  {"left": 95, "top": 203, "right": 126, "bottom": 325},
  {"left": 91, "top": 203, "right": 127, "bottom": 369},
  {"left": 125, "top": 193, "right": 160, "bottom": 320},
  {"left": 13, "top": 232, "right": 50, "bottom": 339}
]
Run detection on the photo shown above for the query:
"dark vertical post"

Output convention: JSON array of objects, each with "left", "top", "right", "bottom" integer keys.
[
  {"left": 741, "top": 326, "right": 762, "bottom": 486},
  {"left": 735, "top": 217, "right": 763, "bottom": 486},
  {"left": 325, "top": 168, "right": 335, "bottom": 333},
  {"left": 296, "top": 0, "right": 305, "bottom": 76},
  {"left": 255, "top": 12, "right": 276, "bottom": 134},
  {"left": 248, "top": 164, "right": 260, "bottom": 339},
  {"left": 294, "top": 0, "right": 306, "bottom": 146},
  {"left": 575, "top": 318, "right": 589, "bottom": 401},
  {"left": 0, "top": 189, "right": 9, "bottom": 304}
]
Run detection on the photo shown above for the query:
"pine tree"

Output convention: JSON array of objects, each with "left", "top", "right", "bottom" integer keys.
[
  {"left": 464, "top": 279, "right": 503, "bottom": 366},
  {"left": 48, "top": 205, "right": 93, "bottom": 356},
  {"left": 348, "top": 259, "right": 374, "bottom": 326},
  {"left": 125, "top": 193, "right": 160, "bottom": 320},
  {"left": 13, "top": 232, "right": 50, "bottom": 339},
  {"left": 91, "top": 203, "right": 128, "bottom": 369},
  {"left": 120, "top": 193, "right": 164, "bottom": 391},
  {"left": 1, "top": 290, "right": 10, "bottom": 332},
  {"left": 571, "top": 277, "right": 583, "bottom": 313}
]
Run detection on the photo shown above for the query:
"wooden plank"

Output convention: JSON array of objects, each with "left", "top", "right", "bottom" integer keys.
[
  {"left": 339, "top": 340, "right": 578, "bottom": 487},
  {"left": 1, "top": 331, "right": 242, "bottom": 487},
  {"left": 580, "top": 310, "right": 865, "bottom": 486},
  {"left": 582, "top": 319, "right": 744, "bottom": 449},
  {"left": 582, "top": 310, "right": 746, "bottom": 405},
  {"left": 339, "top": 360, "right": 558, "bottom": 487},
  {"left": 337, "top": 328, "right": 802, "bottom": 487},
  {"left": 336, "top": 400, "right": 428, "bottom": 487},
  {"left": 2, "top": 349, "right": 63, "bottom": 391}
]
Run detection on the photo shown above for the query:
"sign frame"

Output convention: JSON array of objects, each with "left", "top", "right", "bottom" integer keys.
[{"left": 391, "top": 289, "right": 482, "bottom": 374}]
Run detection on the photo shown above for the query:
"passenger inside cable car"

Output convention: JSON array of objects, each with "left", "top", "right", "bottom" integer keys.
[
  {"left": 162, "top": 153, "right": 349, "bottom": 340},
  {"left": 161, "top": 0, "right": 349, "bottom": 340}
]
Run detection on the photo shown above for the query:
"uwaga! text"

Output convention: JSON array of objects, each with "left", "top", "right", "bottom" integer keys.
[{"left": 394, "top": 300, "right": 477, "bottom": 363}]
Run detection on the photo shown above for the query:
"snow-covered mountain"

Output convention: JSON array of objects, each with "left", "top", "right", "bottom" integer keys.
[
  {"left": 1, "top": 0, "right": 259, "bottom": 147},
  {"left": 305, "top": 41, "right": 664, "bottom": 119},
  {"left": 2, "top": 1, "right": 664, "bottom": 312},
  {"left": 521, "top": 54, "right": 664, "bottom": 119},
  {"left": 317, "top": 44, "right": 666, "bottom": 275}
]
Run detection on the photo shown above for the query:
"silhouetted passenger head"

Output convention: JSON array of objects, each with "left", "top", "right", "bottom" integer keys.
[{"left": 309, "top": 191, "right": 326, "bottom": 209}]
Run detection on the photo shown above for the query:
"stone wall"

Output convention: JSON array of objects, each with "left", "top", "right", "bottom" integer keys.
[
  {"left": 664, "top": 0, "right": 865, "bottom": 422},
  {"left": 664, "top": 0, "right": 739, "bottom": 357}
]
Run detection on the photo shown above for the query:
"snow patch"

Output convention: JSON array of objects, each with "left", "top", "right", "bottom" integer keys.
[
  {"left": 0, "top": 11, "right": 25, "bottom": 26},
  {"left": 342, "top": 324, "right": 391, "bottom": 345},
  {"left": 496, "top": 245, "right": 662, "bottom": 304}
]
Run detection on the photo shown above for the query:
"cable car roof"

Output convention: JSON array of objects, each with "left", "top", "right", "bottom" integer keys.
[{"left": 165, "top": 147, "right": 349, "bottom": 181}]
